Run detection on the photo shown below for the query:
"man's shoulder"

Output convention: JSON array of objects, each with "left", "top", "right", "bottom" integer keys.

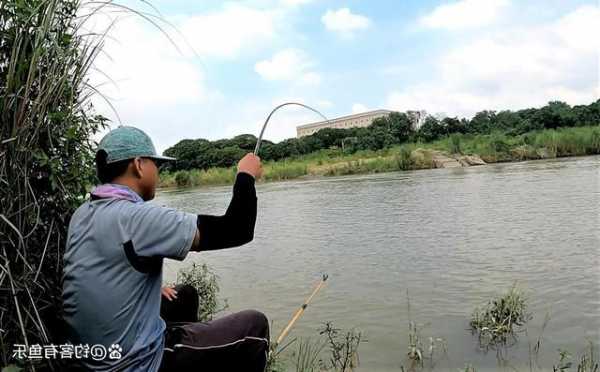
[{"left": 69, "top": 199, "right": 144, "bottom": 228}]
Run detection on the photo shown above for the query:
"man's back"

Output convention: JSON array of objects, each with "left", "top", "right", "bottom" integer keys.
[{"left": 62, "top": 190, "right": 196, "bottom": 371}]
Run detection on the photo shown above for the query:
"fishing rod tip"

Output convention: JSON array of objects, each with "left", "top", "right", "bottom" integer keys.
[{"left": 322, "top": 274, "right": 329, "bottom": 281}]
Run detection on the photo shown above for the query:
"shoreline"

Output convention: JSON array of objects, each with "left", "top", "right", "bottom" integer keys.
[
  {"left": 157, "top": 152, "right": 598, "bottom": 193},
  {"left": 158, "top": 126, "right": 600, "bottom": 190}
]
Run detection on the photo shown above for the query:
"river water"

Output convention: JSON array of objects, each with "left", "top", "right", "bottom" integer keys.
[{"left": 156, "top": 156, "right": 599, "bottom": 371}]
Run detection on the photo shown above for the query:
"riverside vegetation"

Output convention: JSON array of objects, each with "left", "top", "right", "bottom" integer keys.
[
  {"left": 160, "top": 125, "right": 600, "bottom": 188},
  {"left": 169, "top": 266, "right": 598, "bottom": 372},
  {"left": 1, "top": 0, "right": 109, "bottom": 370}
]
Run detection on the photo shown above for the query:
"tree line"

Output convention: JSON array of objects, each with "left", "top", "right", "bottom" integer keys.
[{"left": 163, "top": 100, "right": 600, "bottom": 171}]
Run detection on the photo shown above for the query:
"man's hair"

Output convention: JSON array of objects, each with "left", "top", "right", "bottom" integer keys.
[{"left": 95, "top": 150, "right": 132, "bottom": 184}]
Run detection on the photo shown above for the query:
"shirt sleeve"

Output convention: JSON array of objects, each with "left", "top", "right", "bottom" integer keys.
[{"left": 122, "top": 202, "right": 197, "bottom": 261}]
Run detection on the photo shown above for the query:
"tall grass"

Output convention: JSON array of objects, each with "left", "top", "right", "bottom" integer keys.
[
  {"left": 264, "top": 161, "right": 308, "bottom": 181},
  {"left": 0, "top": 0, "right": 185, "bottom": 369},
  {"left": 0, "top": 0, "right": 109, "bottom": 368}
]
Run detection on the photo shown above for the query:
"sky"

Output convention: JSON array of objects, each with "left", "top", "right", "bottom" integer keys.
[{"left": 85, "top": 0, "right": 600, "bottom": 153}]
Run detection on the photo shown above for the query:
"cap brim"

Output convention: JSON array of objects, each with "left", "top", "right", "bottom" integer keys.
[{"left": 149, "top": 155, "right": 176, "bottom": 163}]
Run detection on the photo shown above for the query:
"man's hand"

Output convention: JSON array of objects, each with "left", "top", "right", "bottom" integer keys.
[
  {"left": 161, "top": 286, "right": 178, "bottom": 301},
  {"left": 237, "top": 153, "right": 263, "bottom": 179}
]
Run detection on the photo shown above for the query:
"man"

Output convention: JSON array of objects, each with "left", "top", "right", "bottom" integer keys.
[{"left": 62, "top": 126, "right": 269, "bottom": 371}]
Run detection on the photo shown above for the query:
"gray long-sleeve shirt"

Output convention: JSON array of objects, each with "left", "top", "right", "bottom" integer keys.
[{"left": 62, "top": 184, "right": 197, "bottom": 371}]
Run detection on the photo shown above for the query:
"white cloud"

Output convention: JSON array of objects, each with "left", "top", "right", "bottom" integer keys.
[
  {"left": 352, "top": 103, "right": 368, "bottom": 114},
  {"left": 178, "top": 4, "right": 279, "bottom": 59},
  {"left": 555, "top": 5, "right": 600, "bottom": 53},
  {"left": 419, "top": 0, "right": 510, "bottom": 30},
  {"left": 321, "top": 8, "right": 371, "bottom": 37},
  {"left": 387, "top": 5, "right": 600, "bottom": 117},
  {"left": 85, "top": 13, "right": 218, "bottom": 152},
  {"left": 255, "top": 49, "right": 321, "bottom": 85},
  {"left": 93, "top": 18, "right": 206, "bottom": 106}
]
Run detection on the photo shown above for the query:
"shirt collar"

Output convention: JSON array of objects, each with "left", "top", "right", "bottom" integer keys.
[{"left": 90, "top": 183, "right": 144, "bottom": 204}]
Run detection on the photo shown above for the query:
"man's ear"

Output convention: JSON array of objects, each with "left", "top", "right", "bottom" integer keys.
[{"left": 131, "top": 157, "right": 144, "bottom": 179}]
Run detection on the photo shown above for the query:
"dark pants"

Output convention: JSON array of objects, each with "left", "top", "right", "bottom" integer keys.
[{"left": 158, "top": 284, "right": 270, "bottom": 372}]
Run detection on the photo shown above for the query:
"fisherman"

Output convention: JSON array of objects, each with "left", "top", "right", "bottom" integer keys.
[{"left": 62, "top": 126, "right": 269, "bottom": 371}]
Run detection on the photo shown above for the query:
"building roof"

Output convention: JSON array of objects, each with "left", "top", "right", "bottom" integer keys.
[{"left": 296, "top": 109, "right": 392, "bottom": 130}]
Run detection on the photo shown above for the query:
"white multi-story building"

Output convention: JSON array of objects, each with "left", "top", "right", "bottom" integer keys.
[{"left": 296, "top": 109, "right": 392, "bottom": 137}]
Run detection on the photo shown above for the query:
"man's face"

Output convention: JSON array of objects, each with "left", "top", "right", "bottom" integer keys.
[{"left": 138, "top": 158, "right": 159, "bottom": 200}]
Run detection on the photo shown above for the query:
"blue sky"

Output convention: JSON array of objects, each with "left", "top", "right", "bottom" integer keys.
[{"left": 88, "top": 0, "right": 599, "bottom": 152}]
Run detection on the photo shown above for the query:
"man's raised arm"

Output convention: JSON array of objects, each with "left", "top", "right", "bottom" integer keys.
[{"left": 191, "top": 153, "right": 262, "bottom": 252}]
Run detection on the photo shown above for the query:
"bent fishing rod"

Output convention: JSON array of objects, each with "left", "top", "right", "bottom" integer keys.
[
  {"left": 253, "top": 102, "right": 331, "bottom": 353},
  {"left": 254, "top": 102, "right": 332, "bottom": 156}
]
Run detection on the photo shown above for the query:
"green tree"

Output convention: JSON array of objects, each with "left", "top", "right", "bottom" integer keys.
[
  {"left": 418, "top": 116, "right": 445, "bottom": 142},
  {"left": 443, "top": 117, "right": 467, "bottom": 134},
  {"left": 532, "top": 101, "right": 576, "bottom": 129},
  {"left": 387, "top": 112, "right": 414, "bottom": 142},
  {"left": 469, "top": 110, "right": 496, "bottom": 134}
]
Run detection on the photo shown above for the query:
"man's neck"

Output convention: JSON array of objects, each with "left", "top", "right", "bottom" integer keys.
[{"left": 110, "top": 178, "right": 145, "bottom": 201}]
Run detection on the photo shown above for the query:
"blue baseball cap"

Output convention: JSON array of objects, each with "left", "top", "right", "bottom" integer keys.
[{"left": 97, "top": 126, "right": 175, "bottom": 164}]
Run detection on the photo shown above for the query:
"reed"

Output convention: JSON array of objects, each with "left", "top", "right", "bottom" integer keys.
[{"left": 0, "top": 0, "right": 109, "bottom": 368}]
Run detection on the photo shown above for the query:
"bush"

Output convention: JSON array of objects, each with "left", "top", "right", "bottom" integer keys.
[
  {"left": 175, "top": 170, "right": 192, "bottom": 187},
  {"left": 395, "top": 147, "right": 414, "bottom": 170},
  {"left": 449, "top": 134, "right": 462, "bottom": 154},
  {"left": 176, "top": 263, "right": 228, "bottom": 322}
]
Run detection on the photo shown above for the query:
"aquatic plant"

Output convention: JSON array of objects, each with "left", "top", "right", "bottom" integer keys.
[
  {"left": 470, "top": 283, "right": 532, "bottom": 348},
  {"left": 553, "top": 341, "right": 599, "bottom": 372},
  {"left": 319, "top": 322, "right": 362, "bottom": 372},
  {"left": 403, "top": 291, "right": 448, "bottom": 372}
]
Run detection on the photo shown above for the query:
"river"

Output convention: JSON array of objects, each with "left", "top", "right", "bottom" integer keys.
[{"left": 156, "top": 155, "right": 599, "bottom": 371}]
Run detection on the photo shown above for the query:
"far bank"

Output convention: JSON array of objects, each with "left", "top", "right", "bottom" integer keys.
[{"left": 159, "top": 126, "right": 600, "bottom": 189}]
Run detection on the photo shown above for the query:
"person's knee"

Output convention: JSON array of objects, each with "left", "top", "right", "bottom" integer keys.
[
  {"left": 241, "top": 309, "right": 269, "bottom": 339},
  {"left": 175, "top": 284, "right": 198, "bottom": 298}
]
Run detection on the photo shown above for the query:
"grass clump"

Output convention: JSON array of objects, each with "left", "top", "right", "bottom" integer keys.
[
  {"left": 290, "top": 338, "right": 326, "bottom": 372},
  {"left": 470, "top": 283, "right": 532, "bottom": 348},
  {"left": 395, "top": 147, "right": 414, "bottom": 170},
  {"left": 449, "top": 134, "right": 462, "bottom": 154},
  {"left": 267, "top": 323, "right": 362, "bottom": 372},
  {"left": 175, "top": 263, "right": 228, "bottom": 321},
  {"left": 319, "top": 322, "right": 362, "bottom": 372}
]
